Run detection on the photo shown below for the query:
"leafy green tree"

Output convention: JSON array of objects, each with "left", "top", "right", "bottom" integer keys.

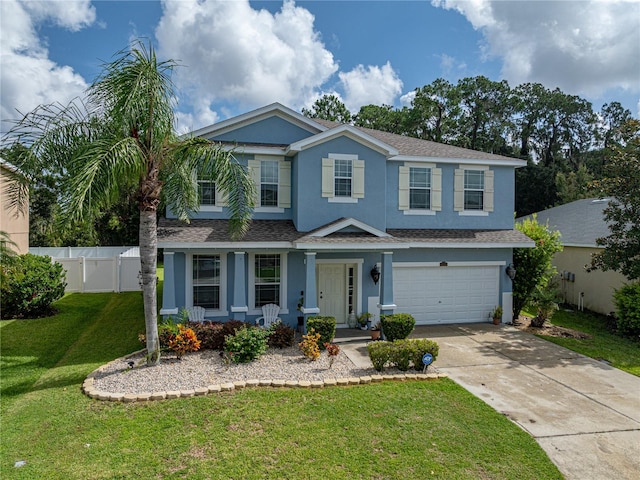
[
  {"left": 555, "top": 164, "right": 595, "bottom": 204},
  {"left": 3, "top": 42, "right": 254, "bottom": 364},
  {"left": 512, "top": 215, "right": 563, "bottom": 321},
  {"left": 591, "top": 119, "right": 640, "bottom": 280},
  {"left": 354, "top": 104, "right": 409, "bottom": 133},
  {"left": 302, "top": 94, "right": 352, "bottom": 123},
  {"left": 406, "top": 79, "right": 460, "bottom": 142}
]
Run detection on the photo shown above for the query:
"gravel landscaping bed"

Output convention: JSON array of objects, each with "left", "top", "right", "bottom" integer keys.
[{"left": 92, "top": 346, "right": 384, "bottom": 395}]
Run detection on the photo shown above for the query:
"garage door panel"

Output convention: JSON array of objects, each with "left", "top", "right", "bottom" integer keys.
[{"left": 393, "top": 265, "right": 499, "bottom": 325}]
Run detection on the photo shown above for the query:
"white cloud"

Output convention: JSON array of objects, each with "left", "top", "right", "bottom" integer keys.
[
  {"left": 338, "top": 62, "right": 403, "bottom": 112},
  {"left": 432, "top": 0, "right": 640, "bottom": 97},
  {"left": 0, "top": 0, "right": 92, "bottom": 129},
  {"left": 156, "top": 0, "right": 338, "bottom": 130},
  {"left": 21, "top": 0, "right": 96, "bottom": 32}
]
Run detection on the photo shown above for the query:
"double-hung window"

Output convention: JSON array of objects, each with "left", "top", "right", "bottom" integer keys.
[
  {"left": 454, "top": 165, "right": 494, "bottom": 214},
  {"left": 463, "top": 170, "right": 484, "bottom": 210},
  {"left": 254, "top": 254, "right": 280, "bottom": 307},
  {"left": 192, "top": 255, "right": 220, "bottom": 309},
  {"left": 409, "top": 167, "right": 431, "bottom": 210},
  {"left": 248, "top": 157, "right": 291, "bottom": 211},
  {"left": 198, "top": 176, "right": 216, "bottom": 207},
  {"left": 321, "top": 154, "right": 365, "bottom": 202},
  {"left": 398, "top": 163, "right": 441, "bottom": 213},
  {"left": 334, "top": 159, "right": 352, "bottom": 197},
  {"left": 260, "top": 159, "right": 279, "bottom": 207}
]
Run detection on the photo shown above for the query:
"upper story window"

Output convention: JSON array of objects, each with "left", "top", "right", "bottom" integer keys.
[
  {"left": 248, "top": 156, "right": 291, "bottom": 212},
  {"left": 398, "top": 163, "right": 441, "bottom": 214},
  {"left": 260, "top": 159, "right": 279, "bottom": 207},
  {"left": 322, "top": 154, "right": 365, "bottom": 203},
  {"left": 463, "top": 169, "right": 484, "bottom": 210},
  {"left": 454, "top": 165, "right": 494, "bottom": 215},
  {"left": 334, "top": 159, "right": 352, "bottom": 197},
  {"left": 410, "top": 167, "right": 431, "bottom": 209},
  {"left": 198, "top": 176, "right": 216, "bottom": 206}
]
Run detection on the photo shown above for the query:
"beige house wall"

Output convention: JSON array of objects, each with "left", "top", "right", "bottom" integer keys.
[
  {"left": 0, "top": 165, "right": 29, "bottom": 254},
  {"left": 553, "top": 247, "right": 628, "bottom": 315}
]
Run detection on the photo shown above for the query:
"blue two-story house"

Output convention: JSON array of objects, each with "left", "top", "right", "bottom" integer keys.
[{"left": 159, "top": 103, "right": 533, "bottom": 327}]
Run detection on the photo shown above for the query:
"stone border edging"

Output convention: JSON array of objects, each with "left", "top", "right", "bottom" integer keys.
[{"left": 82, "top": 350, "right": 448, "bottom": 403}]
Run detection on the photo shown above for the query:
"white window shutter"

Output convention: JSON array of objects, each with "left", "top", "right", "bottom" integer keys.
[
  {"left": 398, "top": 166, "right": 409, "bottom": 210},
  {"left": 278, "top": 159, "right": 291, "bottom": 208},
  {"left": 321, "top": 158, "right": 334, "bottom": 197},
  {"left": 248, "top": 159, "right": 261, "bottom": 205},
  {"left": 484, "top": 169, "right": 494, "bottom": 212},
  {"left": 431, "top": 167, "right": 442, "bottom": 211},
  {"left": 454, "top": 168, "right": 464, "bottom": 211},
  {"left": 352, "top": 159, "right": 365, "bottom": 198}
]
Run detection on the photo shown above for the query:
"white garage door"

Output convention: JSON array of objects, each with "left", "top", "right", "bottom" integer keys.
[{"left": 393, "top": 265, "right": 499, "bottom": 324}]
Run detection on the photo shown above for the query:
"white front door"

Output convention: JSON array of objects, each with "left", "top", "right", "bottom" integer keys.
[{"left": 318, "top": 264, "right": 347, "bottom": 325}]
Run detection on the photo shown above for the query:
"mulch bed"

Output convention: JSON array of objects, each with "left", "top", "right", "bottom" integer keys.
[{"left": 513, "top": 315, "right": 592, "bottom": 340}]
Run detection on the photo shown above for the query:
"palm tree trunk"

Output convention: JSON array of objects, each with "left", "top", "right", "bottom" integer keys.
[{"left": 140, "top": 209, "right": 160, "bottom": 365}]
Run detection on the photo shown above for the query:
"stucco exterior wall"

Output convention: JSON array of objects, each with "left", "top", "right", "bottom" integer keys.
[
  {"left": 553, "top": 247, "right": 628, "bottom": 315},
  {"left": 0, "top": 165, "right": 29, "bottom": 254}
]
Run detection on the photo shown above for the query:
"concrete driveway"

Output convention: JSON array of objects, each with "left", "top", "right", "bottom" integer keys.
[{"left": 407, "top": 323, "right": 640, "bottom": 480}]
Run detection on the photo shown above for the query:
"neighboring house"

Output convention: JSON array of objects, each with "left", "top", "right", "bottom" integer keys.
[
  {"left": 0, "top": 160, "right": 29, "bottom": 254},
  {"left": 159, "top": 103, "right": 533, "bottom": 327},
  {"left": 527, "top": 198, "right": 628, "bottom": 315}
]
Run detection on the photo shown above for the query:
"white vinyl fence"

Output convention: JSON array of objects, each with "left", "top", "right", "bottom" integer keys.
[{"left": 29, "top": 246, "right": 142, "bottom": 293}]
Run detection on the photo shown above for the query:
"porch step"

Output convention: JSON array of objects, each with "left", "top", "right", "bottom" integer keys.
[{"left": 333, "top": 335, "right": 371, "bottom": 344}]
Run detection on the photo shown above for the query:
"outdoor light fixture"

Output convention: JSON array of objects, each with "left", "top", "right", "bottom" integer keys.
[
  {"left": 506, "top": 263, "right": 516, "bottom": 280},
  {"left": 370, "top": 265, "right": 380, "bottom": 285}
]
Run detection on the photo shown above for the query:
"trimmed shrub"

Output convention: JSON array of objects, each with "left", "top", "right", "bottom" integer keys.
[
  {"left": 390, "top": 340, "right": 411, "bottom": 371},
  {"left": 188, "top": 321, "right": 223, "bottom": 350},
  {"left": 267, "top": 321, "right": 296, "bottom": 349},
  {"left": 307, "top": 316, "right": 336, "bottom": 349},
  {"left": 367, "top": 338, "right": 440, "bottom": 372},
  {"left": 207, "top": 320, "right": 247, "bottom": 350},
  {"left": 408, "top": 338, "right": 440, "bottom": 371},
  {"left": 224, "top": 326, "right": 270, "bottom": 363},
  {"left": 614, "top": 283, "right": 640, "bottom": 338},
  {"left": 380, "top": 313, "right": 415, "bottom": 341},
  {"left": 367, "top": 341, "right": 392, "bottom": 372},
  {"left": 0, "top": 253, "right": 66, "bottom": 319}
]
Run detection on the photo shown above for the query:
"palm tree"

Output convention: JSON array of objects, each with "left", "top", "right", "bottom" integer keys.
[{"left": 3, "top": 41, "right": 254, "bottom": 364}]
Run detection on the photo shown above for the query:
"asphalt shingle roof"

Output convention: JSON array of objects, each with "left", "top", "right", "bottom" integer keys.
[
  {"left": 158, "top": 218, "right": 532, "bottom": 248},
  {"left": 522, "top": 198, "right": 612, "bottom": 246},
  {"left": 313, "top": 119, "right": 518, "bottom": 162}
]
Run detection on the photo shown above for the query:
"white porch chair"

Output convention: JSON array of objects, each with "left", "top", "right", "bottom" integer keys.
[
  {"left": 186, "top": 306, "right": 206, "bottom": 323},
  {"left": 255, "top": 303, "right": 281, "bottom": 328}
]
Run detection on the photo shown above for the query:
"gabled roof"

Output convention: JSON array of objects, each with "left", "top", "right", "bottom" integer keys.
[
  {"left": 523, "top": 198, "right": 612, "bottom": 247},
  {"left": 158, "top": 218, "right": 534, "bottom": 250},
  {"left": 288, "top": 124, "right": 399, "bottom": 156},
  {"left": 190, "top": 103, "right": 326, "bottom": 139}
]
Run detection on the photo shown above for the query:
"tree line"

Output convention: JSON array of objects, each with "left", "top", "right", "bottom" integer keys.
[{"left": 303, "top": 78, "right": 633, "bottom": 217}]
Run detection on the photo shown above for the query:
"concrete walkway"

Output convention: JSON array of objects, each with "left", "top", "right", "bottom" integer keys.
[{"left": 338, "top": 323, "right": 640, "bottom": 480}]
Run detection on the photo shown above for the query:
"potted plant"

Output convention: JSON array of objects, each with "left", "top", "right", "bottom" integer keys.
[
  {"left": 491, "top": 305, "right": 503, "bottom": 325},
  {"left": 370, "top": 321, "right": 381, "bottom": 340},
  {"left": 357, "top": 312, "right": 372, "bottom": 330}
]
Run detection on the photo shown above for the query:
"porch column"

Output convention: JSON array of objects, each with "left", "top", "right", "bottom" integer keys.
[
  {"left": 230, "top": 252, "right": 248, "bottom": 321},
  {"left": 160, "top": 251, "right": 178, "bottom": 316},
  {"left": 301, "top": 252, "right": 320, "bottom": 332},
  {"left": 378, "top": 251, "right": 396, "bottom": 315}
]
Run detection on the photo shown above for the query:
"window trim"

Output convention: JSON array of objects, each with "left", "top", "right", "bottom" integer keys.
[
  {"left": 455, "top": 165, "right": 493, "bottom": 215},
  {"left": 247, "top": 252, "right": 289, "bottom": 315},
  {"left": 186, "top": 252, "right": 228, "bottom": 316},
  {"left": 322, "top": 153, "right": 364, "bottom": 202},
  {"left": 399, "top": 163, "right": 441, "bottom": 214},
  {"left": 249, "top": 156, "right": 290, "bottom": 212}
]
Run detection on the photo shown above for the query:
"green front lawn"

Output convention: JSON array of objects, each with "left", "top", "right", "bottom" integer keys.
[
  {"left": 1, "top": 292, "right": 562, "bottom": 479},
  {"left": 540, "top": 309, "right": 640, "bottom": 377}
]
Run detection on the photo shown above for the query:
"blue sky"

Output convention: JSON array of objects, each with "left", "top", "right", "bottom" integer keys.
[{"left": 2, "top": 0, "right": 638, "bottom": 134}]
